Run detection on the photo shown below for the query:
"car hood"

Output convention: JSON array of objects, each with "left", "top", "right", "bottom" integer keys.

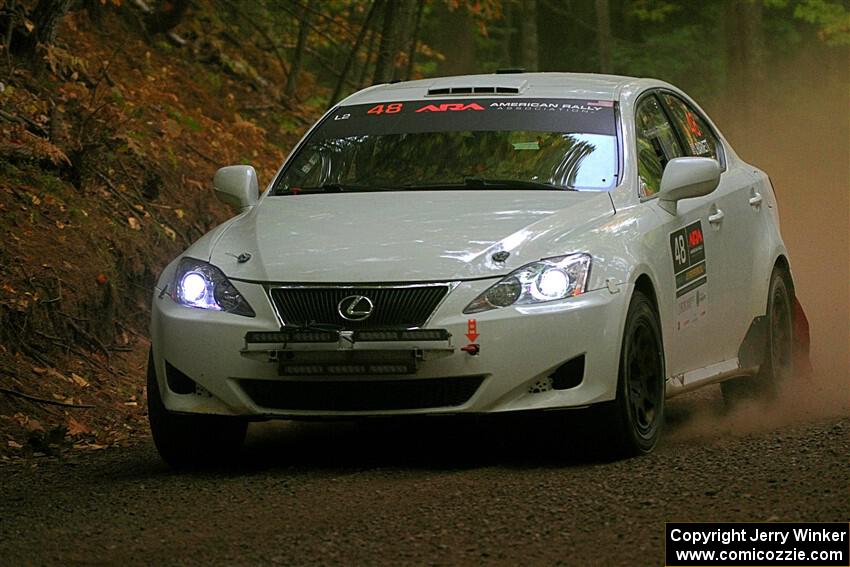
[{"left": 209, "top": 190, "right": 615, "bottom": 283}]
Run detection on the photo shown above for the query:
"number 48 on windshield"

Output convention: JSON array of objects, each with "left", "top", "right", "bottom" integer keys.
[{"left": 367, "top": 103, "right": 403, "bottom": 115}]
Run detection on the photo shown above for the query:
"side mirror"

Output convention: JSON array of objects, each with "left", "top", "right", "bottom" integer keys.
[
  {"left": 214, "top": 165, "right": 259, "bottom": 212},
  {"left": 658, "top": 157, "right": 720, "bottom": 214}
]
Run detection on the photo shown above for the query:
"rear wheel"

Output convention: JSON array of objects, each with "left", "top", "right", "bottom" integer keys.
[
  {"left": 721, "top": 268, "right": 793, "bottom": 404},
  {"left": 597, "top": 291, "right": 665, "bottom": 458},
  {"left": 147, "top": 349, "right": 247, "bottom": 469}
]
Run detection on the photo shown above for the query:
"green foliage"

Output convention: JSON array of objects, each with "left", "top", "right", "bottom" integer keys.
[
  {"left": 793, "top": 0, "right": 850, "bottom": 44},
  {"left": 204, "top": 72, "right": 223, "bottom": 92},
  {"left": 0, "top": 161, "right": 64, "bottom": 195},
  {"left": 615, "top": 22, "right": 725, "bottom": 102},
  {"left": 630, "top": 0, "right": 681, "bottom": 23},
  {"left": 166, "top": 107, "right": 203, "bottom": 132}
]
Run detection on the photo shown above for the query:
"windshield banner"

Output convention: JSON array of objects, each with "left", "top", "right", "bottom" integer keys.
[{"left": 318, "top": 99, "right": 617, "bottom": 138}]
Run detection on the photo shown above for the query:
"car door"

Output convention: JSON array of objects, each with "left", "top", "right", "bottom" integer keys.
[
  {"left": 659, "top": 92, "right": 763, "bottom": 362},
  {"left": 635, "top": 93, "right": 725, "bottom": 378}
]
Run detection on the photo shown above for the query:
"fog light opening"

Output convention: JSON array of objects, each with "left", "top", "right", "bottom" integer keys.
[
  {"left": 165, "top": 360, "right": 198, "bottom": 395},
  {"left": 550, "top": 354, "right": 585, "bottom": 390}
]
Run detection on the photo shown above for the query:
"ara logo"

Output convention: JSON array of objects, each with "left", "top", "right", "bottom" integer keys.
[{"left": 415, "top": 103, "right": 485, "bottom": 113}]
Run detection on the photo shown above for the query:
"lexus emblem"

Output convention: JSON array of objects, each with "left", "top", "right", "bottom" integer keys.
[{"left": 337, "top": 295, "right": 374, "bottom": 321}]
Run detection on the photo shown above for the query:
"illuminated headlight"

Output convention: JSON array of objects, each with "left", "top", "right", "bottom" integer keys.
[
  {"left": 464, "top": 253, "right": 591, "bottom": 313},
  {"left": 171, "top": 257, "right": 255, "bottom": 317}
]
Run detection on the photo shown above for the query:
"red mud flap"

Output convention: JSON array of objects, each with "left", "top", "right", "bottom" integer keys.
[{"left": 793, "top": 297, "right": 813, "bottom": 379}]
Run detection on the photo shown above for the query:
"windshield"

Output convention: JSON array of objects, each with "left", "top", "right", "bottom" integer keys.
[{"left": 271, "top": 98, "right": 618, "bottom": 195}]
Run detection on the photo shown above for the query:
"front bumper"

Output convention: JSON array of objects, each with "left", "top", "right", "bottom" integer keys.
[{"left": 149, "top": 279, "right": 630, "bottom": 418}]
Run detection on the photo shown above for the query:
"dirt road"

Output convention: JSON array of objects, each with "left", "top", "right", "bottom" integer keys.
[{"left": 1, "top": 388, "right": 847, "bottom": 567}]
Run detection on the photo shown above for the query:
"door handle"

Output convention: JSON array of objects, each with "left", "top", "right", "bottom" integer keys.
[
  {"left": 749, "top": 192, "right": 763, "bottom": 207},
  {"left": 708, "top": 209, "right": 725, "bottom": 225}
]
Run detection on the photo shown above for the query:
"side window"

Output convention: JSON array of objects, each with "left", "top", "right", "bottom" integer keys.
[
  {"left": 635, "top": 95, "right": 683, "bottom": 198},
  {"left": 661, "top": 93, "right": 719, "bottom": 161}
]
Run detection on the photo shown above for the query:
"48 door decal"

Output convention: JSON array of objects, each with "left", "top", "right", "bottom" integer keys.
[{"left": 670, "top": 221, "right": 708, "bottom": 330}]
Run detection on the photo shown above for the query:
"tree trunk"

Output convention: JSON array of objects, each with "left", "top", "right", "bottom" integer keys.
[
  {"left": 724, "top": 0, "right": 766, "bottom": 145},
  {"left": 145, "top": 0, "right": 190, "bottom": 35},
  {"left": 330, "top": 0, "right": 380, "bottom": 105},
  {"left": 285, "top": 5, "right": 312, "bottom": 99},
  {"left": 372, "top": 0, "right": 396, "bottom": 83},
  {"left": 358, "top": 24, "right": 379, "bottom": 88},
  {"left": 404, "top": 0, "right": 425, "bottom": 80},
  {"left": 372, "top": 0, "right": 416, "bottom": 83},
  {"left": 520, "top": 0, "right": 538, "bottom": 71},
  {"left": 430, "top": 2, "right": 476, "bottom": 76},
  {"left": 15, "top": 0, "right": 72, "bottom": 55},
  {"left": 391, "top": 0, "right": 416, "bottom": 81},
  {"left": 595, "top": 0, "right": 612, "bottom": 73},
  {"left": 500, "top": 2, "right": 514, "bottom": 69}
]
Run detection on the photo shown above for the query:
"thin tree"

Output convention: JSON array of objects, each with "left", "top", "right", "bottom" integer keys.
[
  {"left": 358, "top": 25, "right": 379, "bottom": 88},
  {"left": 330, "top": 0, "right": 380, "bottom": 105},
  {"left": 724, "top": 0, "right": 766, "bottom": 144},
  {"left": 391, "top": 0, "right": 417, "bottom": 80},
  {"left": 404, "top": 0, "right": 425, "bottom": 80},
  {"left": 520, "top": 0, "right": 538, "bottom": 71},
  {"left": 373, "top": 0, "right": 398, "bottom": 83},
  {"left": 285, "top": 3, "right": 312, "bottom": 99},
  {"left": 595, "top": 0, "right": 612, "bottom": 73}
]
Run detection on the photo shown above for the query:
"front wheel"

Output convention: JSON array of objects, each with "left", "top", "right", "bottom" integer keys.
[
  {"left": 147, "top": 349, "right": 247, "bottom": 469},
  {"left": 596, "top": 291, "right": 666, "bottom": 458}
]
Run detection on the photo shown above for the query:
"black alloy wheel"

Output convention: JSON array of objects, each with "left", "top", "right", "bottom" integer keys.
[
  {"left": 721, "top": 267, "right": 794, "bottom": 403},
  {"left": 597, "top": 290, "right": 665, "bottom": 458}
]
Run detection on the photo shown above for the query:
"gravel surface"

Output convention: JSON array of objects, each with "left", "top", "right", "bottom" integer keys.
[{"left": 1, "top": 391, "right": 848, "bottom": 567}]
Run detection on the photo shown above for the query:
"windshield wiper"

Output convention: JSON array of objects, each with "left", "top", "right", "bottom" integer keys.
[
  {"left": 289, "top": 183, "right": 387, "bottom": 194},
  {"left": 401, "top": 177, "right": 577, "bottom": 191}
]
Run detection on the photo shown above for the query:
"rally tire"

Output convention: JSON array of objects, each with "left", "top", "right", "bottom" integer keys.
[
  {"left": 596, "top": 290, "right": 666, "bottom": 458},
  {"left": 721, "top": 267, "right": 794, "bottom": 404},
  {"left": 147, "top": 349, "right": 247, "bottom": 469}
]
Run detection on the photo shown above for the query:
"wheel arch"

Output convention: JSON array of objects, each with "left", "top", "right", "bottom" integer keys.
[
  {"left": 623, "top": 269, "right": 671, "bottom": 382},
  {"left": 737, "top": 253, "right": 796, "bottom": 370},
  {"left": 773, "top": 254, "right": 795, "bottom": 298},
  {"left": 633, "top": 272, "right": 659, "bottom": 311}
]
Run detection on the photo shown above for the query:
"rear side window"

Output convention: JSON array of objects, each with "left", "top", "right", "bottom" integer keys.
[
  {"left": 661, "top": 93, "right": 720, "bottom": 161},
  {"left": 634, "top": 95, "right": 682, "bottom": 198}
]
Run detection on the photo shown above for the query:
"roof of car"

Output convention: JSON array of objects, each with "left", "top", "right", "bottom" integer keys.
[{"left": 339, "top": 72, "right": 653, "bottom": 106}]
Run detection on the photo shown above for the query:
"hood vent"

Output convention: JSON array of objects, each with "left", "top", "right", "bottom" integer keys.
[{"left": 427, "top": 85, "right": 521, "bottom": 96}]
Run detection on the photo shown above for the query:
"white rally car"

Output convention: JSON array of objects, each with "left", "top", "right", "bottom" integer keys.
[{"left": 148, "top": 72, "right": 806, "bottom": 467}]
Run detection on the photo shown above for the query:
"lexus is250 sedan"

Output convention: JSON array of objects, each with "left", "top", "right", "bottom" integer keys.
[{"left": 148, "top": 72, "right": 809, "bottom": 467}]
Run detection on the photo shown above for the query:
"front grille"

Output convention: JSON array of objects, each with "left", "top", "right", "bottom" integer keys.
[
  {"left": 240, "top": 376, "right": 484, "bottom": 411},
  {"left": 270, "top": 285, "right": 451, "bottom": 330}
]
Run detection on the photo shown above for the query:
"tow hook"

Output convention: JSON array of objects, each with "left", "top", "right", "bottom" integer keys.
[{"left": 461, "top": 344, "right": 480, "bottom": 356}]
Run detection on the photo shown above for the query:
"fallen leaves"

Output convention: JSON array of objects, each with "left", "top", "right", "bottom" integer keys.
[
  {"left": 127, "top": 216, "right": 141, "bottom": 230},
  {"left": 66, "top": 416, "right": 91, "bottom": 436},
  {"left": 70, "top": 373, "right": 89, "bottom": 388}
]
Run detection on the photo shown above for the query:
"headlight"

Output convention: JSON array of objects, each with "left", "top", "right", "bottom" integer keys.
[
  {"left": 171, "top": 257, "right": 255, "bottom": 317},
  {"left": 464, "top": 254, "right": 591, "bottom": 313}
]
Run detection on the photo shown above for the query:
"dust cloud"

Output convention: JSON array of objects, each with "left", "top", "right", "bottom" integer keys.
[{"left": 670, "top": 42, "right": 849, "bottom": 441}]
